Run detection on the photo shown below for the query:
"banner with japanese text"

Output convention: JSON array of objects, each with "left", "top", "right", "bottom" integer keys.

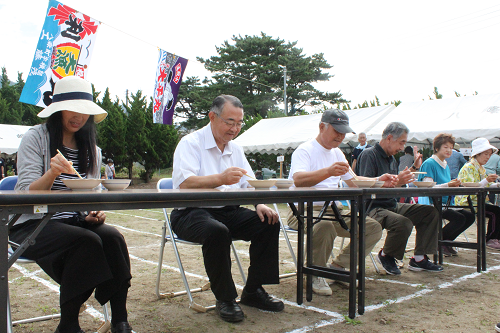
[
  {"left": 152, "top": 49, "right": 188, "bottom": 125},
  {"left": 20, "top": 0, "right": 100, "bottom": 107}
]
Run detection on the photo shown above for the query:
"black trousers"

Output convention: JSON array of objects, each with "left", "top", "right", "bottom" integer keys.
[
  {"left": 10, "top": 217, "right": 131, "bottom": 305},
  {"left": 485, "top": 204, "right": 500, "bottom": 240},
  {"left": 170, "top": 206, "right": 280, "bottom": 301},
  {"left": 442, "top": 208, "right": 476, "bottom": 241}
]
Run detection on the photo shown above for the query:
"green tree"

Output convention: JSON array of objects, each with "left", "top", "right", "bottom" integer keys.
[
  {"left": 15, "top": 72, "right": 42, "bottom": 125},
  {"left": 96, "top": 88, "right": 127, "bottom": 169},
  {"left": 176, "top": 33, "right": 347, "bottom": 129},
  {"left": 140, "top": 99, "right": 179, "bottom": 182},
  {"left": 124, "top": 90, "right": 148, "bottom": 179},
  {"left": 429, "top": 86, "right": 443, "bottom": 100}
]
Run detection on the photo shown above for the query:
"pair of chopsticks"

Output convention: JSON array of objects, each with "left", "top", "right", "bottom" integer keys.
[
  {"left": 243, "top": 172, "right": 258, "bottom": 180},
  {"left": 348, "top": 167, "right": 359, "bottom": 180},
  {"left": 56, "top": 149, "right": 83, "bottom": 179}
]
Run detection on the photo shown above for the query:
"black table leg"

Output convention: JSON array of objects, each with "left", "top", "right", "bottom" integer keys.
[
  {"left": 348, "top": 197, "right": 358, "bottom": 319},
  {"left": 306, "top": 202, "right": 313, "bottom": 302},
  {"left": 0, "top": 210, "right": 9, "bottom": 332},
  {"left": 478, "top": 192, "right": 486, "bottom": 271},
  {"left": 432, "top": 196, "right": 443, "bottom": 265},
  {"left": 295, "top": 202, "right": 305, "bottom": 304},
  {"left": 355, "top": 196, "right": 364, "bottom": 316}
]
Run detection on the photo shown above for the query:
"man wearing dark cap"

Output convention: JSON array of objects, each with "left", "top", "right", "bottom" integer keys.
[{"left": 286, "top": 109, "right": 396, "bottom": 295}]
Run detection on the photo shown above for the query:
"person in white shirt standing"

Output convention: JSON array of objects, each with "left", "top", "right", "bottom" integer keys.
[
  {"left": 171, "top": 95, "right": 284, "bottom": 323},
  {"left": 287, "top": 109, "right": 396, "bottom": 296}
]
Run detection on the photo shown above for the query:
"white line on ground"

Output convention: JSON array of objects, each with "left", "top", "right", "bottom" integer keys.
[
  {"left": 107, "top": 223, "right": 162, "bottom": 238},
  {"left": 365, "top": 277, "right": 423, "bottom": 288},
  {"left": 10, "top": 264, "right": 107, "bottom": 322},
  {"left": 286, "top": 264, "right": 500, "bottom": 332},
  {"left": 105, "top": 211, "right": 163, "bottom": 222},
  {"left": 444, "top": 262, "right": 477, "bottom": 269}
]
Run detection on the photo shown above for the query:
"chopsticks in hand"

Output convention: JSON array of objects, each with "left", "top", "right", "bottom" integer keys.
[
  {"left": 348, "top": 167, "right": 359, "bottom": 180},
  {"left": 56, "top": 149, "right": 83, "bottom": 179},
  {"left": 243, "top": 172, "right": 257, "bottom": 181}
]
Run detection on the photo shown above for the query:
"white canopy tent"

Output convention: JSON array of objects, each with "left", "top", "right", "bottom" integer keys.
[
  {"left": 234, "top": 104, "right": 396, "bottom": 154},
  {"left": 0, "top": 124, "right": 32, "bottom": 154},
  {"left": 365, "top": 93, "right": 500, "bottom": 148}
]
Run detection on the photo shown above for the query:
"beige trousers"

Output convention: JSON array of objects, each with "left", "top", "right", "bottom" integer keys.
[{"left": 287, "top": 205, "right": 382, "bottom": 269}]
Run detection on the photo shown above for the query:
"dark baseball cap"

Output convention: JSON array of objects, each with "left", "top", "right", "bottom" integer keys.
[{"left": 321, "top": 109, "right": 355, "bottom": 134}]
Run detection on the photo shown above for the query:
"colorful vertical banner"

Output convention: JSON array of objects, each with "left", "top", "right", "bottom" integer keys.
[
  {"left": 20, "top": 0, "right": 100, "bottom": 107},
  {"left": 152, "top": 49, "right": 188, "bottom": 125}
]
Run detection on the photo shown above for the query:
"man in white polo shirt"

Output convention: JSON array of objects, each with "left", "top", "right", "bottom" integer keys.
[
  {"left": 287, "top": 109, "right": 397, "bottom": 296},
  {"left": 171, "top": 95, "right": 284, "bottom": 323}
]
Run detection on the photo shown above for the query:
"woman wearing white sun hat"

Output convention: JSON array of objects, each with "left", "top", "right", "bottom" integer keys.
[
  {"left": 455, "top": 137, "right": 500, "bottom": 250},
  {"left": 10, "top": 76, "right": 133, "bottom": 333}
]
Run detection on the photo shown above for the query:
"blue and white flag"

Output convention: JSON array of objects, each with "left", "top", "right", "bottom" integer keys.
[{"left": 20, "top": 0, "right": 100, "bottom": 107}]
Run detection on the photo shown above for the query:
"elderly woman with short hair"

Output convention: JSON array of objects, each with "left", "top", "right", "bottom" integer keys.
[
  {"left": 455, "top": 138, "right": 500, "bottom": 250},
  {"left": 418, "top": 133, "right": 475, "bottom": 256}
]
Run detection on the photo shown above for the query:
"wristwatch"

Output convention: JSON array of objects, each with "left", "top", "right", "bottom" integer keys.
[{"left": 410, "top": 164, "right": 419, "bottom": 171}]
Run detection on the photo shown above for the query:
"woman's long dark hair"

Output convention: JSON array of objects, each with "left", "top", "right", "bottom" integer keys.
[{"left": 46, "top": 112, "right": 97, "bottom": 175}]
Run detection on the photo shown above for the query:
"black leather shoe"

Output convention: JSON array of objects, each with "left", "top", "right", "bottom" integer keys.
[
  {"left": 216, "top": 300, "right": 244, "bottom": 322},
  {"left": 111, "top": 322, "right": 133, "bottom": 333},
  {"left": 240, "top": 287, "right": 284, "bottom": 312}
]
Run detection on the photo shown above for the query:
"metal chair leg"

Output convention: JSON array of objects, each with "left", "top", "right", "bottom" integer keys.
[
  {"left": 155, "top": 211, "right": 168, "bottom": 299},
  {"left": 232, "top": 242, "right": 247, "bottom": 285},
  {"left": 274, "top": 203, "right": 297, "bottom": 269}
]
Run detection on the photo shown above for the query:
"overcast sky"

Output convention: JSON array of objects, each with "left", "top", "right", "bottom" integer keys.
[{"left": 1, "top": 0, "right": 499, "bottom": 111}]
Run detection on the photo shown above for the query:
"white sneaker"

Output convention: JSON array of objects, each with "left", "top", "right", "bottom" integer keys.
[{"left": 312, "top": 276, "right": 332, "bottom": 296}]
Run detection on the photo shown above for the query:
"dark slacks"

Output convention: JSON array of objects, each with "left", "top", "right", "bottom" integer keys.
[
  {"left": 368, "top": 203, "right": 440, "bottom": 259},
  {"left": 170, "top": 206, "right": 280, "bottom": 301},
  {"left": 442, "top": 208, "right": 475, "bottom": 241},
  {"left": 10, "top": 217, "right": 131, "bottom": 305},
  {"left": 485, "top": 203, "right": 500, "bottom": 240}
]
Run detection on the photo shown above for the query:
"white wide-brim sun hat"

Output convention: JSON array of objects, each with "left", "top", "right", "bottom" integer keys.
[
  {"left": 37, "top": 76, "right": 107, "bottom": 123},
  {"left": 471, "top": 137, "right": 498, "bottom": 156}
]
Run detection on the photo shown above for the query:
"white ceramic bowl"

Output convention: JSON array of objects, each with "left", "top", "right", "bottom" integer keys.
[
  {"left": 62, "top": 179, "right": 102, "bottom": 190},
  {"left": 413, "top": 181, "right": 436, "bottom": 188},
  {"left": 102, "top": 179, "right": 131, "bottom": 190},
  {"left": 371, "top": 181, "right": 385, "bottom": 188},
  {"left": 352, "top": 180, "right": 376, "bottom": 188},
  {"left": 461, "top": 182, "right": 481, "bottom": 187},
  {"left": 274, "top": 179, "right": 294, "bottom": 188},
  {"left": 247, "top": 179, "right": 277, "bottom": 188}
]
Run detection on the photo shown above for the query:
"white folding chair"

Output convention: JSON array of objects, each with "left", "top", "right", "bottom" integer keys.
[
  {"left": 4, "top": 176, "right": 111, "bottom": 333},
  {"left": 273, "top": 203, "right": 298, "bottom": 279},
  {"left": 155, "top": 178, "right": 247, "bottom": 312}
]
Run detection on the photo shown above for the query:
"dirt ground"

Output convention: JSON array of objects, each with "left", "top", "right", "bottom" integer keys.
[{"left": 8, "top": 181, "right": 500, "bottom": 333}]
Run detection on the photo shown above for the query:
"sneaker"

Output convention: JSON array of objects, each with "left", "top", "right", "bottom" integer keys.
[
  {"left": 495, "top": 322, "right": 500, "bottom": 332},
  {"left": 312, "top": 276, "right": 333, "bottom": 296},
  {"left": 441, "top": 245, "right": 458, "bottom": 257},
  {"left": 408, "top": 256, "right": 444, "bottom": 272},
  {"left": 377, "top": 250, "right": 401, "bottom": 275},
  {"left": 486, "top": 239, "right": 500, "bottom": 250}
]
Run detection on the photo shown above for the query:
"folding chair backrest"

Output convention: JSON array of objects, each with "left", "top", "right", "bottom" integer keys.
[
  {"left": 0, "top": 176, "right": 18, "bottom": 190},
  {"left": 157, "top": 178, "right": 174, "bottom": 190}
]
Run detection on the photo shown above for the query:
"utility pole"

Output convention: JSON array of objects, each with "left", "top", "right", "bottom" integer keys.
[{"left": 283, "top": 66, "right": 288, "bottom": 116}]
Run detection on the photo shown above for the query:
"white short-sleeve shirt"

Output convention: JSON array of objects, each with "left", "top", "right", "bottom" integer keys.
[
  {"left": 289, "top": 139, "right": 353, "bottom": 189},
  {"left": 172, "top": 123, "right": 255, "bottom": 190}
]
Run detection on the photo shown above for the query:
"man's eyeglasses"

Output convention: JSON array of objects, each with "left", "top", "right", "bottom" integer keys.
[{"left": 216, "top": 113, "right": 245, "bottom": 128}]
